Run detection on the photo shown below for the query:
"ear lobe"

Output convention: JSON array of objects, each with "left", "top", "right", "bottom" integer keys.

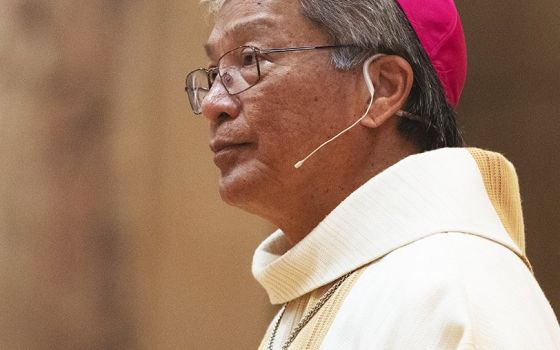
[
  {"left": 359, "top": 55, "right": 414, "bottom": 129},
  {"left": 359, "top": 103, "right": 378, "bottom": 128}
]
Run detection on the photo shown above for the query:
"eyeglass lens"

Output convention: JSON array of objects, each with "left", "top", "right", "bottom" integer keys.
[
  {"left": 186, "top": 46, "right": 261, "bottom": 115},
  {"left": 186, "top": 70, "right": 210, "bottom": 114}
]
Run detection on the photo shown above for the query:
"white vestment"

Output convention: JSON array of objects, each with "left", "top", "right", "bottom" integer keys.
[{"left": 253, "top": 148, "right": 560, "bottom": 350}]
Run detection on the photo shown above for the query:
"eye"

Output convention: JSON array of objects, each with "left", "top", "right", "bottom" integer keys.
[
  {"left": 222, "top": 71, "right": 234, "bottom": 86},
  {"left": 240, "top": 48, "right": 257, "bottom": 67}
]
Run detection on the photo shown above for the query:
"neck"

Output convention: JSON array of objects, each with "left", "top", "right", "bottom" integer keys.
[{"left": 251, "top": 134, "right": 421, "bottom": 246}]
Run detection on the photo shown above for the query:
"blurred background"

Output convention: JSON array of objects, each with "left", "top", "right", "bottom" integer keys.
[{"left": 0, "top": 0, "right": 557, "bottom": 349}]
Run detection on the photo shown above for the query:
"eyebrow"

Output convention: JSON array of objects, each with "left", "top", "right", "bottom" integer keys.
[{"left": 204, "top": 17, "right": 277, "bottom": 59}]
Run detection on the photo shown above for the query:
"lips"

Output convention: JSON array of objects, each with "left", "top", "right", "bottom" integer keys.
[
  {"left": 210, "top": 140, "right": 252, "bottom": 167},
  {"left": 209, "top": 139, "right": 251, "bottom": 154}
]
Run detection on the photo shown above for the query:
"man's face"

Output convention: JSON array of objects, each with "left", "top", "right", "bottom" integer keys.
[{"left": 202, "top": 0, "right": 364, "bottom": 213}]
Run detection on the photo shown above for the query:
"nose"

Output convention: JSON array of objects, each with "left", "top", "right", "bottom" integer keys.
[{"left": 201, "top": 78, "right": 241, "bottom": 122}]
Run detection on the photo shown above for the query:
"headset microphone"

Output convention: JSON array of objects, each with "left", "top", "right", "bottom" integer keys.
[{"left": 294, "top": 54, "right": 386, "bottom": 169}]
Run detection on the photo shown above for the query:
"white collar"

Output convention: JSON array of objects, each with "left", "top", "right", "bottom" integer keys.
[{"left": 252, "top": 148, "right": 527, "bottom": 304}]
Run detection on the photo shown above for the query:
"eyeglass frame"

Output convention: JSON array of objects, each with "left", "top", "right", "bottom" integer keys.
[{"left": 185, "top": 44, "right": 355, "bottom": 115}]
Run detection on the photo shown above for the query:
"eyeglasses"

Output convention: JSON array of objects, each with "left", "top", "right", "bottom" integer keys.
[{"left": 185, "top": 45, "right": 349, "bottom": 115}]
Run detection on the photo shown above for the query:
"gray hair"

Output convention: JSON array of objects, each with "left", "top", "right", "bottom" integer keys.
[
  {"left": 201, "top": 0, "right": 226, "bottom": 14},
  {"left": 202, "top": 0, "right": 465, "bottom": 150}
]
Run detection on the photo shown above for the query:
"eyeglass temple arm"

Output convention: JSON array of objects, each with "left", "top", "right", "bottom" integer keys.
[{"left": 259, "top": 45, "right": 349, "bottom": 55}]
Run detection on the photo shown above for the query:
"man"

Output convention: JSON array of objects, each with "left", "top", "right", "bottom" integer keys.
[{"left": 186, "top": 0, "right": 560, "bottom": 348}]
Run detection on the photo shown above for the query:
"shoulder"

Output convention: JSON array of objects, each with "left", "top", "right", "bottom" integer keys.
[
  {"left": 322, "top": 232, "right": 560, "bottom": 349},
  {"left": 353, "top": 232, "right": 533, "bottom": 305}
]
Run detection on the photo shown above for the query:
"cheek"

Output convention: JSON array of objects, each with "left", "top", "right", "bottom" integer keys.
[
  {"left": 251, "top": 94, "right": 327, "bottom": 159},
  {"left": 246, "top": 74, "right": 332, "bottom": 134},
  {"left": 239, "top": 69, "right": 356, "bottom": 165}
]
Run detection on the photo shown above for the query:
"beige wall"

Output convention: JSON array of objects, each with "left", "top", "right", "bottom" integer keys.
[
  {"left": 0, "top": 1, "right": 128, "bottom": 348},
  {"left": 0, "top": 0, "right": 558, "bottom": 349},
  {"left": 113, "top": 1, "right": 274, "bottom": 349},
  {"left": 456, "top": 1, "right": 560, "bottom": 319}
]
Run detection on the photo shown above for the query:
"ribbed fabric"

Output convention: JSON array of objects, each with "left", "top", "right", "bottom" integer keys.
[
  {"left": 253, "top": 148, "right": 560, "bottom": 349},
  {"left": 253, "top": 148, "right": 526, "bottom": 304},
  {"left": 468, "top": 148, "right": 526, "bottom": 253},
  {"left": 258, "top": 269, "right": 364, "bottom": 350}
]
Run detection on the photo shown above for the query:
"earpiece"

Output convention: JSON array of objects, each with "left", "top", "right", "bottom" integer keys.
[
  {"left": 363, "top": 55, "right": 379, "bottom": 97},
  {"left": 294, "top": 54, "right": 386, "bottom": 169}
]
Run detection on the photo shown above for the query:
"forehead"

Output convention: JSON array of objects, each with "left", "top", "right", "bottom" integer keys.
[{"left": 205, "top": 0, "right": 328, "bottom": 59}]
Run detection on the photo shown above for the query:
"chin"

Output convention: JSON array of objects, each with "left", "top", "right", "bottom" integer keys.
[
  {"left": 217, "top": 170, "right": 255, "bottom": 209},
  {"left": 218, "top": 181, "right": 242, "bottom": 207},
  {"left": 216, "top": 165, "right": 271, "bottom": 216}
]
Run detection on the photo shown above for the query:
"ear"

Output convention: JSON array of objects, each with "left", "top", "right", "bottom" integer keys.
[{"left": 359, "top": 55, "right": 413, "bottom": 129}]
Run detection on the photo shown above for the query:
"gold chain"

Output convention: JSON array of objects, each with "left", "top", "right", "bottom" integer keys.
[{"left": 267, "top": 272, "right": 352, "bottom": 350}]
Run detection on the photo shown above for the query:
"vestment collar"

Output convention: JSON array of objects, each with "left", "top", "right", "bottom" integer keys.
[{"left": 253, "top": 148, "right": 527, "bottom": 304}]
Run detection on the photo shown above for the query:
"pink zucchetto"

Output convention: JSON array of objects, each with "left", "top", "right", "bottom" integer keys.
[{"left": 395, "top": 0, "right": 468, "bottom": 108}]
